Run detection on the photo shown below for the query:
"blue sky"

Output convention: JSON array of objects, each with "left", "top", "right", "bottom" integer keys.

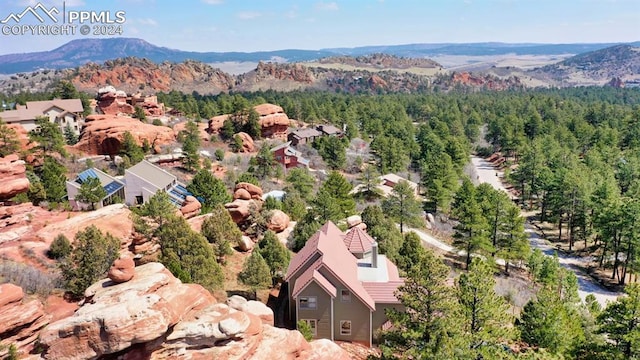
[{"left": 1, "top": 0, "right": 638, "bottom": 55}]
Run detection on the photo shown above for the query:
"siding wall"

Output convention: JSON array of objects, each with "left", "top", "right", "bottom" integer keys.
[
  {"left": 297, "top": 282, "right": 332, "bottom": 340},
  {"left": 318, "top": 269, "right": 371, "bottom": 345}
]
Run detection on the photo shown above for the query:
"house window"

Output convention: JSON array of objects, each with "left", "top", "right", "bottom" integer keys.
[
  {"left": 299, "top": 296, "right": 317, "bottom": 310},
  {"left": 135, "top": 195, "right": 144, "bottom": 205},
  {"left": 340, "top": 320, "right": 351, "bottom": 335},
  {"left": 300, "top": 319, "right": 317, "bottom": 336},
  {"left": 340, "top": 289, "right": 351, "bottom": 302}
]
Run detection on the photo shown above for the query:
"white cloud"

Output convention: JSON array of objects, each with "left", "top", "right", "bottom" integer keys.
[
  {"left": 137, "top": 18, "right": 158, "bottom": 26},
  {"left": 315, "top": 2, "right": 338, "bottom": 11},
  {"left": 202, "top": 0, "right": 223, "bottom": 4},
  {"left": 237, "top": 11, "right": 262, "bottom": 20}
]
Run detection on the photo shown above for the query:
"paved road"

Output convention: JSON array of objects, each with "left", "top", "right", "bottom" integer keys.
[{"left": 471, "top": 156, "right": 620, "bottom": 307}]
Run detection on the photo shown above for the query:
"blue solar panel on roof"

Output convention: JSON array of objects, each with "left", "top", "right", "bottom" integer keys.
[
  {"left": 169, "top": 189, "right": 186, "bottom": 200},
  {"left": 103, "top": 181, "right": 123, "bottom": 195},
  {"left": 175, "top": 184, "right": 191, "bottom": 195},
  {"left": 77, "top": 168, "right": 98, "bottom": 183}
]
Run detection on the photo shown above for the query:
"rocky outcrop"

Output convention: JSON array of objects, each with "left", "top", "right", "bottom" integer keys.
[
  {"left": 268, "top": 209, "right": 290, "bottom": 233},
  {"left": 107, "top": 256, "right": 135, "bottom": 283},
  {"left": 0, "top": 284, "right": 48, "bottom": 357},
  {"left": 38, "top": 262, "right": 350, "bottom": 360},
  {"left": 238, "top": 235, "right": 255, "bottom": 252},
  {"left": 96, "top": 85, "right": 134, "bottom": 115},
  {"left": 174, "top": 121, "right": 210, "bottom": 142},
  {"left": 0, "top": 154, "right": 30, "bottom": 200},
  {"left": 74, "top": 114, "right": 175, "bottom": 155},
  {"left": 39, "top": 262, "right": 215, "bottom": 360},
  {"left": 71, "top": 58, "right": 235, "bottom": 95},
  {"left": 254, "top": 103, "right": 291, "bottom": 139},
  {"left": 235, "top": 131, "right": 256, "bottom": 153},
  {"left": 207, "top": 103, "right": 291, "bottom": 140},
  {"left": 180, "top": 195, "right": 202, "bottom": 219},
  {"left": 451, "top": 71, "right": 522, "bottom": 91},
  {"left": 225, "top": 183, "right": 264, "bottom": 224}
]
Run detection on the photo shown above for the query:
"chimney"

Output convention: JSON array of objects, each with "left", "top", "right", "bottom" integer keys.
[{"left": 371, "top": 242, "right": 378, "bottom": 268}]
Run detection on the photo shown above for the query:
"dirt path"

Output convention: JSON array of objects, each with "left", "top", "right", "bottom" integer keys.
[{"left": 471, "top": 156, "right": 620, "bottom": 307}]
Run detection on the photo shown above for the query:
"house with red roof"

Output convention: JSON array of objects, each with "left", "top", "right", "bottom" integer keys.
[{"left": 284, "top": 221, "right": 404, "bottom": 346}]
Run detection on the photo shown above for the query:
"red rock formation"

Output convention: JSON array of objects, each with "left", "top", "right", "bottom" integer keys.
[
  {"left": 173, "top": 121, "right": 210, "bottom": 142},
  {"left": 108, "top": 256, "right": 135, "bottom": 283},
  {"left": 0, "top": 284, "right": 48, "bottom": 357},
  {"left": 268, "top": 209, "right": 290, "bottom": 233},
  {"left": 235, "top": 182, "right": 263, "bottom": 200},
  {"left": 0, "top": 154, "right": 30, "bottom": 200},
  {"left": 368, "top": 74, "right": 388, "bottom": 89},
  {"left": 254, "top": 103, "right": 290, "bottom": 139},
  {"left": 254, "top": 62, "right": 315, "bottom": 83},
  {"left": 208, "top": 103, "right": 291, "bottom": 140},
  {"left": 97, "top": 86, "right": 135, "bottom": 115},
  {"left": 74, "top": 114, "right": 175, "bottom": 155},
  {"left": 208, "top": 114, "right": 229, "bottom": 134},
  {"left": 236, "top": 132, "right": 256, "bottom": 153},
  {"left": 38, "top": 262, "right": 350, "bottom": 360},
  {"left": 180, "top": 195, "right": 202, "bottom": 219},
  {"left": 6, "top": 124, "right": 31, "bottom": 152}
]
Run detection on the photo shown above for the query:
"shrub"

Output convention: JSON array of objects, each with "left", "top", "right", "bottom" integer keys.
[
  {"left": 0, "top": 260, "right": 61, "bottom": 297},
  {"left": 48, "top": 234, "right": 71, "bottom": 259}
]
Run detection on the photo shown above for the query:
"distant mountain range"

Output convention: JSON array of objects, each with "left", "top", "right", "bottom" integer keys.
[{"left": 1, "top": 37, "right": 639, "bottom": 74}]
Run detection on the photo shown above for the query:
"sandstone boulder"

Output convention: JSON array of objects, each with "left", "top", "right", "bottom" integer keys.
[
  {"left": 225, "top": 199, "right": 261, "bottom": 224},
  {"left": 268, "top": 209, "right": 290, "bottom": 233},
  {"left": 235, "top": 132, "right": 256, "bottom": 153},
  {"left": 302, "top": 339, "right": 352, "bottom": 360},
  {"left": 227, "top": 295, "right": 274, "bottom": 326},
  {"left": 0, "top": 284, "right": 48, "bottom": 357},
  {"left": 39, "top": 262, "right": 216, "bottom": 360},
  {"left": 234, "top": 188, "right": 252, "bottom": 200},
  {"left": 238, "top": 235, "right": 254, "bottom": 252},
  {"left": 180, "top": 195, "right": 202, "bottom": 219},
  {"left": 235, "top": 182, "right": 263, "bottom": 199},
  {"left": 346, "top": 214, "right": 363, "bottom": 228},
  {"left": 107, "top": 256, "right": 135, "bottom": 283},
  {"left": 0, "top": 154, "right": 30, "bottom": 200},
  {"left": 97, "top": 85, "right": 134, "bottom": 115},
  {"left": 207, "top": 114, "right": 228, "bottom": 134},
  {"left": 74, "top": 114, "right": 175, "bottom": 155},
  {"left": 254, "top": 103, "right": 290, "bottom": 139}
]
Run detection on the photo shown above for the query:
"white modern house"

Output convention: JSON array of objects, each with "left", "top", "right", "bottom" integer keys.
[
  {"left": 66, "top": 168, "right": 125, "bottom": 211},
  {"left": 123, "top": 160, "right": 191, "bottom": 207}
]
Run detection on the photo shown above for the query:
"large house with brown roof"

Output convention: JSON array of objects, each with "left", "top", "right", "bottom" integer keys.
[
  {"left": 0, "top": 99, "right": 84, "bottom": 135},
  {"left": 285, "top": 222, "right": 404, "bottom": 346}
]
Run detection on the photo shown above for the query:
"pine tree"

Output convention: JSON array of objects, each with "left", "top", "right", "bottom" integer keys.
[
  {"left": 0, "top": 119, "right": 20, "bottom": 157},
  {"left": 357, "top": 164, "right": 382, "bottom": 200},
  {"left": 180, "top": 120, "right": 201, "bottom": 172},
  {"left": 238, "top": 250, "right": 272, "bottom": 290},
  {"left": 282, "top": 190, "right": 307, "bottom": 221},
  {"left": 48, "top": 233, "right": 71, "bottom": 259},
  {"left": 457, "top": 258, "right": 512, "bottom": 356},
  {"left": 597, "top": 283, "right": 640, "bottom": 358},
  {"left": 63, "top": 124, "right": 78, "bottom": 145},
  {"left": 317, "top": 171, "right": 355, "bottom": 218},
  {"left": 398, "top": 231, "right": 426, "bottom": 272},
  {"left": 292, "top": 212, "right": 321, "bottom": 252},
  {"left": 187, "top": 168, "right": 231, "bottom": 213},
  {"left": 39, "top": 156, "right": 67, "bottom": 202},
  {"left": 59, "top": 225, "right": 120, "bottom": 298},
  {"left": 244, "top": 108, "right": 262, "bottom": 139},
  {"left": 259, "top": 230, "right": 291, "bottom": 279},
  {"left": 381, "top": 248, "right": 466, "bottom": 359},
  {"left": 29, "top": 116, "right": 67, "bottom": 157},
  {"left": 382, "top": 180, "right": 423, "bottom": 233},
  {"left": 201, "top": 205, "right": 241, "bottom": 263},
  {"left": 157, "top": 216, "right": 224, "bottom": 291},
  {"left": 119, "top": 131, "right": 144, "bottom": 165},
  {"left": 452, "top": 178, "right": 492, "bottom": 268},
  {"left": 252, "top": 143, "right": 276, "bottom": 179},
  {"left": 137, "top": 191, "right": 176, "bottom": 228},
  {"left": 221, "top": 118, "right": 235, "bottom": 141},
  {"left": 75, "top": 176, "right": 107, "bottom": 210},
  {"left": 285, "top": 167, "right": 316, "bottom": 198}
]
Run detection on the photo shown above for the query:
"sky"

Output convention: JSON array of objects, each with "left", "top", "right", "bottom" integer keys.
[{"left": 0, "top": 0, "right": 638, "bottom": 55}]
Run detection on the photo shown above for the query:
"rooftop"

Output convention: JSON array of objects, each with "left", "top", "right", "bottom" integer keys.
[
  {"left": 1, "top": 99, "right": 83, "bottom": 123},
  {"left": 125, "top": 160, "right": 177, "bottom": 191},
  {"left": 73, "top": 168, "right": 124, "bottom": 196},
  {"left": 290, "top": 127, "right": 322, "bottom": 139},
  {"left": 343, "top": 226, "right": 375, "bottom": 254}
]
